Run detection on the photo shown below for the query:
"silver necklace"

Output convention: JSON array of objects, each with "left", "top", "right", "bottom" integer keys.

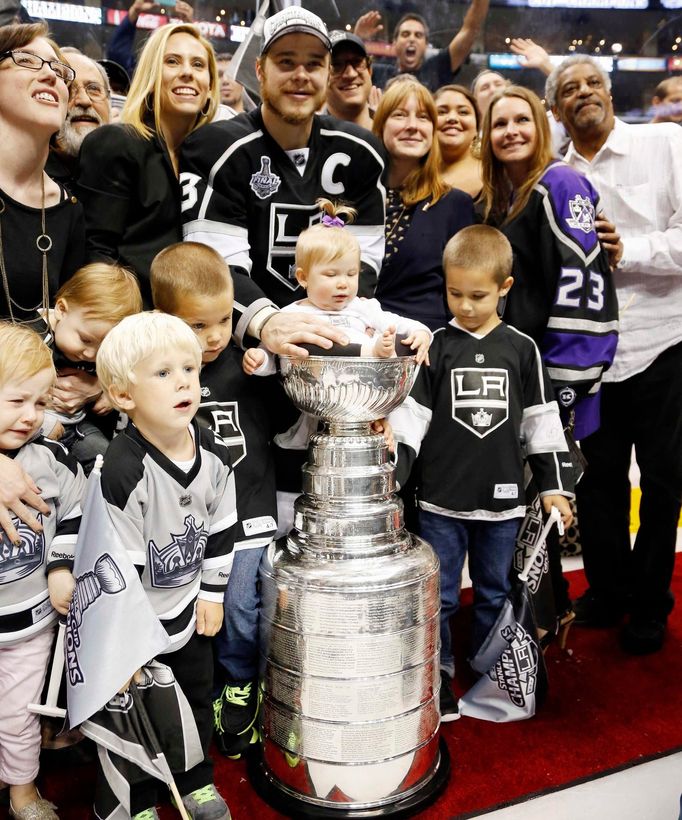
[{"left": 0, "top": 173, "right": 52, "bottom": 324}]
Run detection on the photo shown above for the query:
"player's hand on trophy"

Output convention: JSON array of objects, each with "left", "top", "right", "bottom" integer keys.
[
  {"left": 196, "top": 599, "right": 224, "bottom": 637},
  {"left": 401, "top": 329, "right": 431, "bottom": 365},
  {"left": 542, "top": 495, "right": 574, "bottom": 528},
  {"left": 47, "top": 568, "right": 76, "bottom": 615},
  {"left": 0, "top": 454, "right": 50, "bottom": 543},
  {"left": 371, "top": 418, "right": 395, "bottom": 453},
  {"left": 260, "top": 312, "right": 349, "bottom": 358}
]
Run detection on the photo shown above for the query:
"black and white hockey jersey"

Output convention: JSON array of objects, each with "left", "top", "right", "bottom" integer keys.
[
  {"left": 500, "top": 161, "right": 619, "bottom": 439},
  {"left": 0, "top": 437, "right": 85, "bottom": 645},
  {"left": 180, "top": 108, "right": 386, "bottom": 341},
  {"left": 196, "top": 344, "right": 286, "bottom": 551},
  {"left": 390, "top": 321, "right": 574, "bottom": 521},
  {"left": 100, "top": 420, "right": 237, "bottom": 651}
]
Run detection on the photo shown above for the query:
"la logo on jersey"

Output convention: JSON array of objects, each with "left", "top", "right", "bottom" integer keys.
[
  {"left": 565, "top": 194, "right": 595, "bottom": 234},
  {"left": 267, "top": 203, "right": 322, "bottom": 290},
  {"left": 199, "top": 400, "right": 246, "bottom": 467},
  {"left": 451, "top": 368, "right": 509, "bottom": 439},
  {"left": 0, "top": 515, "right": 44, "bottom": 585},
  {"left": 250, "top": 156, "right": 281, "bottom": 200}
]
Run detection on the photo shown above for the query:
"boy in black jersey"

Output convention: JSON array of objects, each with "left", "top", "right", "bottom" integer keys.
[
  {"left": 390, "top": 226, "right": 575, "bottom": 722},
  {"left": 96, "top": 312, "right": 235, "bottom": 820},
  {"left": 151, "top": 243, "right": 283, "bottom": 762}
]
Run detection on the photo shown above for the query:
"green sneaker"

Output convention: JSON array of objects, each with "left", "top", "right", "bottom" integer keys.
[
  {"left": 180, "top": 785, "right": 230, "bottom": 820},
  {"left": 131, "top": 809, "right": 160, "bottom": 820},
  {"left": 213, "top": 679, "right": 261, "bottom": 759}
]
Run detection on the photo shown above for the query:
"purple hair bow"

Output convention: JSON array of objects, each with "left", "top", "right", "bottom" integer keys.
[{"left": 321, "top": 214, "right": 345, "bottom": 228}]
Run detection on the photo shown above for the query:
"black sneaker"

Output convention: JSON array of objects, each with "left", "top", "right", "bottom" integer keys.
[
  {"left": 439, "top": 672, "right": 460, "bottom": 722},
  {"left": 213, "top": 679, "right": 261, "bottom": 759}
]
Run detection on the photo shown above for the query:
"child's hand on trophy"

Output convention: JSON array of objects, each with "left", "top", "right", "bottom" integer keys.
[
  {"left": 196, "top": 599, "right": 224, "bottom": 637},
  {"left": 47, "top": 567, "right": 75, "bottom": 615},
  {"left": 371, "top": 418, "right": 395, "bottom": 453},
  {"left": 400, "top": 329, "right": 431, "bottom": 365}
]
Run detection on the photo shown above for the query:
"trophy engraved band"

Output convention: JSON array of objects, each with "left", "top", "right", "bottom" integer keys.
[{"left": 251, "top": 357, "right": 450, "bottom": 817}]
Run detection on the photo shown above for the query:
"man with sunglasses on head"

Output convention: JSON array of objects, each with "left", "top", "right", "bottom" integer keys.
[
  {"left": 325, "top": 30, "right": 375, "bottom": 130},
  {"left": 47, "top": 49, "right": 111, "bottom": 189}
]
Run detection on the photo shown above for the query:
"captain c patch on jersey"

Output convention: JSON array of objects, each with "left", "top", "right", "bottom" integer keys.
[{"left": 451, "top": 368, "right": 509, "bottom": 439}]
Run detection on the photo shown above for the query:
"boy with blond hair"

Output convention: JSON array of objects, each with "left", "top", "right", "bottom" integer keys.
[
  {"left": 0, "top": 323, "right": 85, "bottom": 819},
  {"left": 95, "top": 312, "right": 236, "bottom": 820},
  {"left": 151, "top": 242, "right": 282, "bottom": 761},
  {"left": 390, "top": 225, "right": 575, "bottom": 721},
  {"left": 38, "top": 262, "right": 142, "bottom": 471}
]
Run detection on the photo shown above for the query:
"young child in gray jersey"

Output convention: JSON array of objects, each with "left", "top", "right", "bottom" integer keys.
[
  {"left": 151, "top": 242, "right": 283, "bottom": 762},
  {"left": 96, "top": 312, "right": 236, "bottom": 820},
  {"left": 0, "top": 323, "right": 85, "bottom": 820}
]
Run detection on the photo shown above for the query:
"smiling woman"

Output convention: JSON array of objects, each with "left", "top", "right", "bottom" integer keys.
[
  {"left": 0, "top": 22, "right": 85, "bottom": 324},
  {"left": 77, "top": 23, "right": 218, "bottom": 305}
]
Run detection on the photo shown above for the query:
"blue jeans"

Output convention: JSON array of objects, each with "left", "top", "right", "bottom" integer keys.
[
  {"left": 418, "top": 510, "right": 520, "bottom": 677},
  {"left": 214, "top": 545, "right": 266, "bottom": 683}
]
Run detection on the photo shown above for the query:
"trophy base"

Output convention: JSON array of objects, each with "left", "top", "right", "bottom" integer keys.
[{"left": 247, "top": 737, "right": 450, "bottom": 819}]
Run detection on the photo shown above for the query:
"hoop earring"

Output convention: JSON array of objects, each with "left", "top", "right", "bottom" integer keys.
[
  {"left": 201, "top": 99, "right": 211, "bottom": 117},
  {"left": 144, "top": 94, "right": 154, "bottom": 113}
]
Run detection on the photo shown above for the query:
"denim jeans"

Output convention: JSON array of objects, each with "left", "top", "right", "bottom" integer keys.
[
  {"left": 214, "top": 545, "right": 267, "bottom": 683},
  {"left": 418, "top": 509, "right": 521, "bottom": 677}
]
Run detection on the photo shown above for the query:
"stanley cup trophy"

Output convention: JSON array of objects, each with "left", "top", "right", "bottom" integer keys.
[{"left": 251, "top": 356, "right": 449, "bottom": 818}]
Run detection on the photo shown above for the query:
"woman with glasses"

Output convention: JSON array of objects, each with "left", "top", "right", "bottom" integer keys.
[
  {"left": 434, "top": 84, "right": 483, "bottom": 198},
  {"left": 372, "top": 76, "right": 475, "bottom": 332},
  {"left": 0, "top": 22, "right": 84, "bottom": 326},
  {"left": 77, "top": 23, "right": 218, "bottom": 306}
]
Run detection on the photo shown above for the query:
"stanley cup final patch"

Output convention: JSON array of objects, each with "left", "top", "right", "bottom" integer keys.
[
  {"left": 451, "top": 368, "right": 509, "bottom": 439},
  {"left": 250, "top": 156, "right": 281, "bottom": 200}
]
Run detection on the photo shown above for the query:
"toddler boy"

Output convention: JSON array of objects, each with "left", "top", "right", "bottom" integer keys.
[{"left": 95, "top": 312, "right": 236, "bottom": 820}]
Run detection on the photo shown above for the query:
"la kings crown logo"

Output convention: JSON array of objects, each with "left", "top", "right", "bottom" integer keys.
[
  {"left": 451, "top": 368, "right": 509, "bottom": 439},
  {"left": 488, "top": 622, "right": 539, "bottom": 708},
  {"left": 566, "top": 194, "right": 596, "bottom": 234},
  {"left": 0, "top": 515, "right": 44, "bottom": 585},
  {"left": 149, "top": 514, "right": 207, "bottom": 589}
]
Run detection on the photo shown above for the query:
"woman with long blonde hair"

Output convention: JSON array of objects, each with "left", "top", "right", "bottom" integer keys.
[
  {"left": 372, "top": 76, "right": 475, "bottom": 331},
  {"left": 78, "top": 23, "right": 218, "bottom": 305},
  {"left": 479, "top": 85, "right": 619, "bottom": 646}
]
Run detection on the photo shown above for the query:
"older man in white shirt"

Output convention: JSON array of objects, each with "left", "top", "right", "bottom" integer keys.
[{"left": 546, "top": 55, "right": 682, "bottom": 655}]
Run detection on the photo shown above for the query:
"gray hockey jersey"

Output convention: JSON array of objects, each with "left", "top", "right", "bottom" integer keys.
[
  {"left": 0, "top": 437, "right": 85, "bottom": 645},
  {"left": 100, "top": 420, "right": 237, "bottom": 651}
]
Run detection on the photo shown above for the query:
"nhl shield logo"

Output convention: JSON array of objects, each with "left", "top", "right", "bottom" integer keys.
[
  {"left": 566, "top": 194, "right": 596, "bottom": 234},
  {"left": 250, "top": 156, "right": 281, "bottom": 200},
  {"left": 451, "top": 368, "right": 509, "bottom": 439}
]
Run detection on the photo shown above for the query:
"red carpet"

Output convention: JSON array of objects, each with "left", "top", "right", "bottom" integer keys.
[{"left": 6, "top": 555, "right": 682, "bottom": 819}]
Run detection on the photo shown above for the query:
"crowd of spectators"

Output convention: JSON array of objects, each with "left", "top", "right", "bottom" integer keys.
[{"left": 0, "top": 3, "right": 680, "bottom": 818}]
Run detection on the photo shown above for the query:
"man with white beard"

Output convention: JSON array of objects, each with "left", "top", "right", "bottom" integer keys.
[{"left": 47, "top": 50, "right": 112, "bottom": 188}]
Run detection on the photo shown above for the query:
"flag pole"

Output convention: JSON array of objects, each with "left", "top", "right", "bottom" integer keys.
[
  {"left": 518, "top": 505, "right": 563, "bottom": 582},
  {"left": 129, "top": 682, "right": 191, "bottom": 820}
]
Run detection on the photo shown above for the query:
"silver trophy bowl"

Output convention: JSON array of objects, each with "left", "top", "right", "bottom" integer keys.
[{"left": 279, "top": 356, "right": 417, "bottom": 425}]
